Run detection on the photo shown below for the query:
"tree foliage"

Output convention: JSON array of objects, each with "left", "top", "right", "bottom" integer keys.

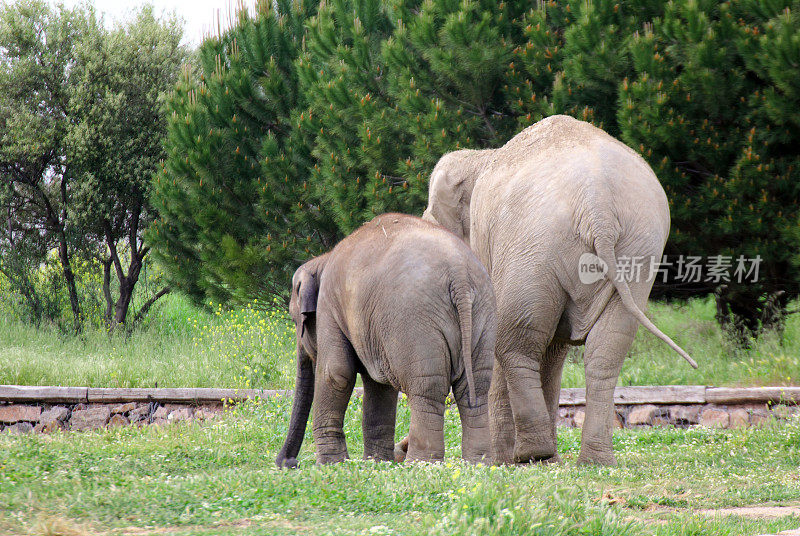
[
  {"left": 149, "top": 0, "right": 323, "bottom": 306},
  {"left": 618, "top": 0, "right": 800, "bottom": 337},
  {"left": 154, "top": 0, "right": 800, "bottom": 336},
  {"left": 0, "top": 1, "right": 186, "bottom": 330}
]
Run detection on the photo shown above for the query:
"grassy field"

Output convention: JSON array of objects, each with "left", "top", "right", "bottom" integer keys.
[
  {"left": 1, "top": 294, "right": 798, "bottom": 389},
  {"left": 1, "top": 396, "right": 798, "bottom": 535}
]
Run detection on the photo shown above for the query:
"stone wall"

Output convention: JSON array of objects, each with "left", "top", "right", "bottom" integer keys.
[
  {"left": 0, "top": 401, "right": 223, "bottom": 434},
  {"left": 560, "top": 402, "right": 798, "bottom": 430},
  {"left": 1, "top": 396, "right": 797, "bottom": 434}
]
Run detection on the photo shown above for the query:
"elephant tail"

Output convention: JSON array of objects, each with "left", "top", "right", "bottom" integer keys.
[
  {"left": 594, "top": 240, "right": 698, "bottom": 369},
  {"left": 453, "top": 284, "right": 478, "bottom": 408}
]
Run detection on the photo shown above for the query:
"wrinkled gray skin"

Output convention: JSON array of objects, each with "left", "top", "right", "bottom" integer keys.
[
  {"left": 275, "top": 213, "right": 496, "bottom": 467},
  {"left": 422, "top": 115, "right": 696, "bottom": 466}
]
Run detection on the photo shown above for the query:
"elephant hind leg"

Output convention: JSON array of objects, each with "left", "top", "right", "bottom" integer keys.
[
  {"left": 405, "top": 386, "right": 448, "bottom": 463},
  {"left": 361, "top": 374, "right": 398, "bottom": 462},
  {"left": 489, "top": 360, "right": 514, "bottom": 465},
  {"left": 496, "top": 324, "right": 559, "bottom": 464},
  {"left": 540, "top": 342, "right": 569, "bottom": 463},
  {"left": 494, "top": 280, "right": 566, "bottom": 464},
  {"left": 578, "top": 296, "right": 637, "bottom": 466},
  {"left": 453, "top": 374, "right": 490, "bottom": 464}
]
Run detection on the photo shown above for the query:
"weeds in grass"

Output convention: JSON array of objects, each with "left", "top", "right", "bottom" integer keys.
[{"left": 189, "top": 300, "right": 295, "bottom": 389}]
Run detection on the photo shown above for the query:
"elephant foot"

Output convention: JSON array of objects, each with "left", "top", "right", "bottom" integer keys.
[
  {"left": 491, "top": 450, "right": 514, "bottom": 466},
  {"left": 509, "top": 454, "right": 560, "bottom": 467},
  {"left": 393, "top": 436, "right": 409, "bottom": 463},
  {"left": 513, "top": 435, "right": 555, "bottom": 464},
  {"left": 462, "top": 450, "right": 490, "bottom": 465},
  {"left": 364, "top": 451, "right": 394, "bottom": 462},
  {"left": 316, "top": 452, "right": 349, "bottom": 464},
  {"left": 576, "top": 450, "right": 616, "bottom": 466},
  {"left": 364, "top": 440, "right": 395, "bottom": 462},
  {"left": 490, "top": 433, "right": 515, "bottom": 466}
]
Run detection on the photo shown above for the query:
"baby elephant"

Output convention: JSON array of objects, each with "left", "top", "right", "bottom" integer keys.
[{"left": 275, "top": 213, "right": 496, "bottom": 466}]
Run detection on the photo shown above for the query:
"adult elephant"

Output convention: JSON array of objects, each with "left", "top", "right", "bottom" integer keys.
[{"left": 422, "top": 115, "right": 696, "bottom": 466}]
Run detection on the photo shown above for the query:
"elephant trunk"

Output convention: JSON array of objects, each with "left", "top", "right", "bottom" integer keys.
[{"left": 276, "top": 351, "right": 315, "bottom": 468}]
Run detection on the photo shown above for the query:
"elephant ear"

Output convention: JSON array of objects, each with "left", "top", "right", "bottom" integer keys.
[
  {"left": 426, "top": 158, "right": 474, "bottom": 240},
  {"left": 299, "top": 273, "right": 319, "bottom": 315},
  {"left": 298, "top": 271, "right": 319, "bottom": 342}
]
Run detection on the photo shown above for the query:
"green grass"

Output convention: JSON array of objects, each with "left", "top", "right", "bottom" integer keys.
[
  {"left": 0, "top": 295, "right": 297, "bottom": 389},
  {"left": 1, "top": 294, "right": 799, "bottom": 389},
  {"left": 1, "top": 397, "right": 798, "bottom": 535}
]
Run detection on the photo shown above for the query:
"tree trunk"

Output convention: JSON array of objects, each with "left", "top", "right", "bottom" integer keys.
[
  {"left": 113, "top": 279, "right": 134, "bottom": 326},
  {"left": 132, "top": 286, "right": 170, "bottom": 325},
  {"left": 112, "top": 247, "right": 146, "bottom": 327},
  {"left": 102, "top": 257, "right": 114, "bottom": 325},
  {"left": 56, "top": 228, "right": 82, "bottom": 333}
]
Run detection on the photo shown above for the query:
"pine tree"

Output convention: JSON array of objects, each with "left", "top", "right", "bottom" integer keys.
[
  {"left": 298, "top": 0, "right": 406, "bottom": 235},
  {"left": 385, "top": 0, "right": 526, "bottom": 174},
  {"left": 506, "top": 1, "right": 572, "bottom": 130},
  {"left": 561, "top": 0, "right": 666, "bottom": 135},
  {"left": 149, "top": 0, "right": 322, "bottom": 306},
  {"left": 719, "top": 0, "right": 800, "bottom": 334},
  {"left": 618, "top": 0, "right": 800, "bottom": 336},
  {"left": 147, "top": 0, "right": 800, "bottom": 337}
]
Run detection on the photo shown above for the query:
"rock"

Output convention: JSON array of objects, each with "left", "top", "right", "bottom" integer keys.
[
  {"left": 729, "top": 408, "right": 750, "bottom": 428},
  {"left": 0, "top": 405, "right": 41, "bottom": 424},
  {"left": 152, "top": 406, "right": 169, "bottom": 420},
  {"left": 573, "top": 409, "right": 585, "bottom": 428},
  {"left": 652, "top": 413, "right": 673, "bottom": 427},
  {"left": 108, "top": 414, "right": 129, "bottom": 428},
  {"left": 39, "top": 406, "right": 69, "bottom": 424},
  {"left": 70, "top": 406, "right": 111, "bottom": 431},
  {"left": 700, "top": 407, "right": 730, "bottom": 428},
  {"left": 168, "top": 408, "right": 192, "bottom": 422},
  {"left": 556, "top": 415, "right": 573, "bottom": 427},
  {"left": 4, "top": 422, "right": 34, "bottom": 434},
  {"left": 34, "top": 420, "right": 64, "bottom": 433},
  {"left": 568, "top": 409, "right": 621, "bottom": 428},
  {"left": 750, "top": 411, "right": 774, "bottom": 427},
  {"left": 670, "top": 405, "right": 701, "bottom": 425},
  {"left": 195, "top": 405, "right": 223, "bottom": 419},
  {"left": 772, "top": 404, "right": 797, "bottom": 420},
  {"left": 614, "top": 413, "right": 624, "bottom": 429},
  {"left": 111, "top": 402, "right": 135, "bottom": 415},
  {"left": 128, "top": 404, "right": 151, "bottom": 423},
  {"left": 151, "top": 417, "right": 169, "bottom": 427},
  {"left": 627, "top": 404, "right": 659, "bottom": 426}
]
